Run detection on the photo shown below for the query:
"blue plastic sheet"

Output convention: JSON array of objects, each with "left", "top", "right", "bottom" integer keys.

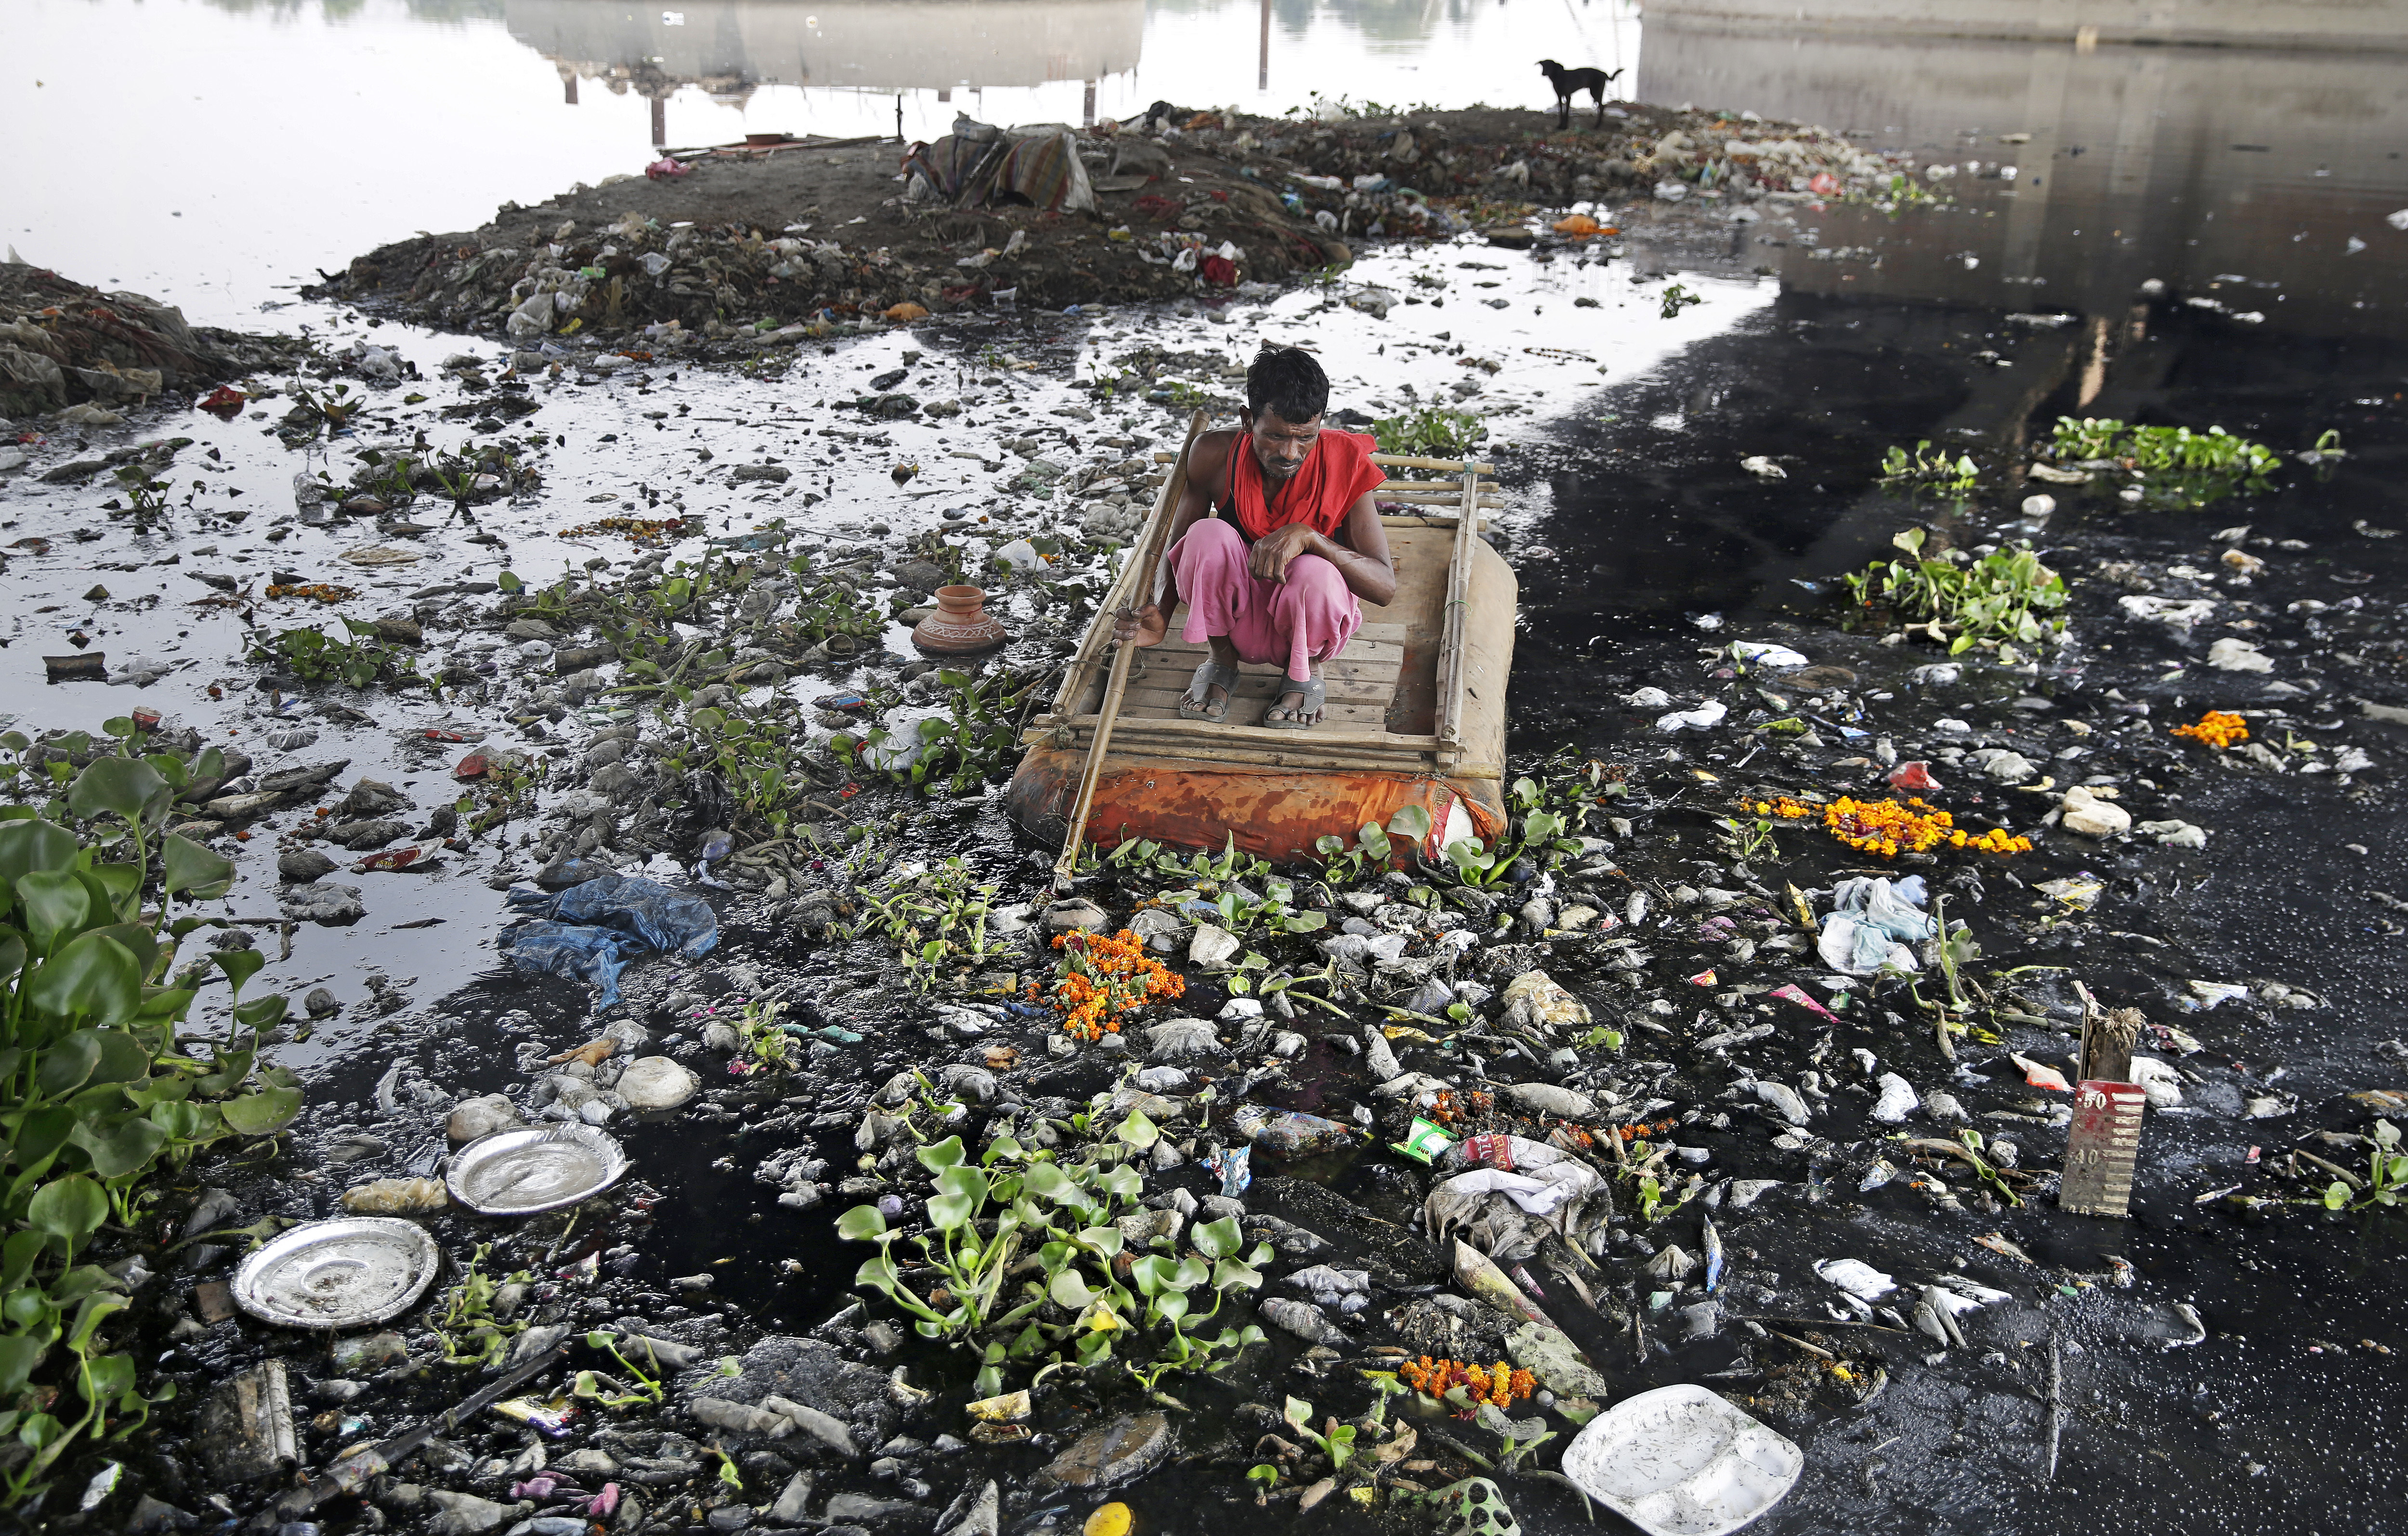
[
  {"left": 501, "top": 875, "right": 719, "bottom": 1005},
  {"left": 499, "top": 920, "right": 649, "bottom": 1007}
]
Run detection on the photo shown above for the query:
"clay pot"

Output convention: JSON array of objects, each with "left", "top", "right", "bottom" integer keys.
[{"left": 913, "top": 585, "right": 1008, "bottom": 655}]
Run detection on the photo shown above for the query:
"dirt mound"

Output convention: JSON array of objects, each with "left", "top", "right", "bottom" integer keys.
[
  {"left": 0, "top": 262, "right": 297, "bottom": 419},
  {"left": 311, "top": 104, "right": 1938, "bottom": 345},
  {"left": 310, "top": 132, "right": 1353, "bottom": 342}
]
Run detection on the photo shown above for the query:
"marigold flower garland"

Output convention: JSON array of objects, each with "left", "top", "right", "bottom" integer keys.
[
  {"left": 1033, "top": 929, "right": 1183, "bottom": 1042},
  {"left": 1754, "top": 795, "right": 2031, "bottom": 857},
  {"left": 1400, "top": 1357, "right": 1538, "bottom": 1410}
]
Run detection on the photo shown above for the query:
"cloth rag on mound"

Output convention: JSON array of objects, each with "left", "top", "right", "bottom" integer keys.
[
  {"left": 500, "top": 874, "right": 718, "bottom": 1005},
  {"left": 902, "top": 116, "right": 1096, "bottom": 213}
]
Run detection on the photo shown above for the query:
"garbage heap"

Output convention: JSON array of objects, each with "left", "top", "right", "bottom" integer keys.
[
  {"left": 0, "top": 259, "right": 295, "bottom": 420},
  {"left": 308, "top": 101, "right": 1946, "bottom": 343}
]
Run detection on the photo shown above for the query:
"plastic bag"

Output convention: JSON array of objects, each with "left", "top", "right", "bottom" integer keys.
[
  {"left": 525, "top": 875, "right": 719, "bottom": 958},
  {"left": 1817, "top": 876, "right": 1933, "bottom": 974},
  {"left": 502, "top": 876, "right": 718, "bottom": 1005},
  {"left": 498, "top": 920, "right": 648, "bottom": 1007}
]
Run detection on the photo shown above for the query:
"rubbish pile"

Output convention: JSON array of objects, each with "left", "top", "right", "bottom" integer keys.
[
  {"left": 0, "top": 258, "right": 300, "bottom": 419},
  {"left": 311, "top": 100, "right": 1944, "bottom": 340},
  {"left": 1164, "top": 98, "right": 1951, "bottom": 247}
]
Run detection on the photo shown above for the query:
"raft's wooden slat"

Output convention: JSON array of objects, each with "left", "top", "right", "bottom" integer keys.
[
  {"left": 1372, "top": 452, "right": 1497, "bottom": 474},
  {"left": 1035, "top": 714, "right": 1443, "bottom": 754},
  {"left": 1433, "top": 470, "right": 1481, "bottom": 753},
  {"left": 1123, "top": 680, "right": 1391, "bottom": 709},
  {"left": 1125, "top": 673, "right": 1397, "bottom": 707},
  {"left": 1139, "top": 638, "right": 1405, "bottom": 669},
  {"left": 1131, "top": 653, "right": 1396, "bottom": 687},
  {"left": 1121, "top": 695, "right": 1393, "bottom": 727}
]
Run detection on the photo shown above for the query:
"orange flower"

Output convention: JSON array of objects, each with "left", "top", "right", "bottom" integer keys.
[
  {"left": 1756, "top": 793, "right": 2028, "bottom": 857},
  {"left": 1042, "top": 929, "right": 1183, "bottom": 1042},
  {"left": 1399, "top": 1357, "right": 1538, "bottom": 1409},
  {"left": 2171, "top": 710, "right": 2248, "bottom": 750}
]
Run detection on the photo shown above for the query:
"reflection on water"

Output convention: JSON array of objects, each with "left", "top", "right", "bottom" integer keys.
[
  {"left": 1643, "top": 21, "right": 2408, "bottom": 340},
  {"left": 498, "top": 0, "right": 1633, "bottom": 144},
  {"left": 507, "top": 0, "right": 1144, "bottom": 102}
]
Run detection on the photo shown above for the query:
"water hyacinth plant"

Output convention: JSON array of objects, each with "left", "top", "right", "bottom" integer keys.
[
  {"left": 836, "top": 1121, "right": 1268, "bottom": 1398},
  {"left": 1844, "top": 527, "right": 2067, "bottom": 653},
  {"left": 0, "top": 724, "right": 302, "bottom": 1505},
  {"left": 1877, "top": 440, "right": 1979, "bottom": 494}
]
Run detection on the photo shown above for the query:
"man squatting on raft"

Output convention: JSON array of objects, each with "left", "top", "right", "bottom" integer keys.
[{"left": 1113, "top": 345, "right": 1394, "bottom": 728}]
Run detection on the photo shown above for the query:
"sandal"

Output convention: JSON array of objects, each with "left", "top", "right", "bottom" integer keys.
[
  {"left": 1260, "top": 674, "right": 1325, "bottom": 730},
  {"left": 1179, "top": 658, "right": 1239, "bottom": 722}
]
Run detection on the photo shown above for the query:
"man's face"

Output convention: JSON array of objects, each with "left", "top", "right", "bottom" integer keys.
[{"left": 1245, "top": 407, "right": 1322, "bottom": 485}]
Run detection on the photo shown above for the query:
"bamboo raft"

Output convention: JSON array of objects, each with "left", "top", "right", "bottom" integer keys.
[{"left": 1008, "top": 421, "right": 1517, "bottom": 863}]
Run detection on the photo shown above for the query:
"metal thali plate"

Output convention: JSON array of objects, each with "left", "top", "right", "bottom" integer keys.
[
  {"left": 231, "top": 1217, "right": 441, "bottom": 1329},
  {"left": 446, "top": 1123, "right": 630, "bottom": 1216}
]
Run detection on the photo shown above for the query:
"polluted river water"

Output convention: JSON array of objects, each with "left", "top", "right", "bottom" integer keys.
[{"left": 5, "top": 2, "right": 2408, "bottom": 1534}]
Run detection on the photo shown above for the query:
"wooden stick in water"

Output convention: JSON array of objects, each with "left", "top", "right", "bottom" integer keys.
[{"left": 1051, "top": 411, "right": 1208, "bottom": 893}]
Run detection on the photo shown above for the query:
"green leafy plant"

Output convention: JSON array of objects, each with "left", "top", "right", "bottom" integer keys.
[
  {"left": 254, "top": 622, "right": 436, "bottom": 694},
  {"left": 2044, "top": 416, "right": 2284, "bottom": 507},
  {"left": 575, "top": 1329, "right": 670, "bottom": 1408},
  {"left": 733, "top": 996, "right": 792, "bottom": 1071},
  {"left": 832, "top": 668, "right": 1039, "bottom": 799},
  {"left": 1713, "top": 814, "right": 1777, "bottom": 864},
  {"left": 0, "top": 744, "right": 299, "bottom": 1505},
  {"left": 2048, "top": 416, "right": 2279, "bottom": 477},
  {"left": 1113, "top": 830, "right": 1278, "bottom": 891},
  {"left": 1314, "top": 805, "right": 1430, "bottom": 885},
  {"left": 670, "top": 705, "right": 811, "bottom": 839},
  {"left": 1878, "top": 440, "right": 1979, "bottom": 493},
  {"left": 1659, "top": 283, "right": 1703, "bottom": 320},
  {"left": 837, "top": 1129, "right": 1268, "bottom": 1398},
  {"left": 432, "top": 1244, "right": 530, "bottom": 1368},
  {"left": 1948, "top": 1128, "right": 2023, "bottom": 1208},
  {"left": 1440, "top": 777, "right": 1583, "bottom": 887},
  {"left": 1283, "top": 1396, "right": 1358, "bottom": 1474},
  {"left": 2323, "top": 1119, "right": 2408, "bottom": 1211},
  {"left": 1372, "top": 406, "right": 1487, "bottom": 459},
  {"left": 1843, "top": 527, "right": 2067, "bottom": 653},
  {"left": 851, "top": 859, "right": 1006, "bottom": 993},
  {"left": 1634, "top": 1173, "right": 1668, "bottom": 1223}
]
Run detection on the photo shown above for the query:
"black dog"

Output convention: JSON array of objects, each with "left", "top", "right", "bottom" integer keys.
[{"left": 1538, "top": 59, "right": 1622, "bottom": 129}]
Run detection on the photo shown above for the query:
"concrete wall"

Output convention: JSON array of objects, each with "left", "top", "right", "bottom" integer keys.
[{"left": 1644, "top": 0, "right": 2408, "bottom": 52}]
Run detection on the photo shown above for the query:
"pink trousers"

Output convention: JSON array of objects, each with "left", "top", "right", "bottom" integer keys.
[{"left": 1163, "top": 517, "right": 1360, "bottom": 681}]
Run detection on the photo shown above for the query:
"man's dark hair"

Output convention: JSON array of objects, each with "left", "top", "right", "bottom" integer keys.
[{"left": 1246, "top": 343, "right": 1329, "bottom": 424}]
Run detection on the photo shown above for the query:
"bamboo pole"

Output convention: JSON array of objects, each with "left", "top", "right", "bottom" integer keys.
[
  {"left": 1432, "top": 468, "right": 1481, "bottom": 753},
  {"left": 1051, "top": 411, "right": 1208, "bottom": 891}
]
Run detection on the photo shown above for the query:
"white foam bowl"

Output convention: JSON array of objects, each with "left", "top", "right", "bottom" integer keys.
[{"left": 1560, "top": 1384, "right": 1804, "bottom": 1536}]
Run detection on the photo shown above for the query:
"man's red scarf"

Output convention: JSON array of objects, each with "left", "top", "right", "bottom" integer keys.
[{"left": 1228, "top": 428, "right": 1384, "bottom": 542}]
